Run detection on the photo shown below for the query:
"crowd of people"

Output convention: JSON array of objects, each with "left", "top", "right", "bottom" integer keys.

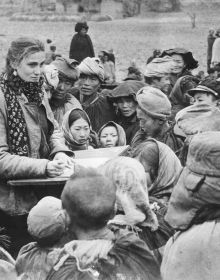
[{"left": 0, "top": 20, "right": 220, "bottom": 279}]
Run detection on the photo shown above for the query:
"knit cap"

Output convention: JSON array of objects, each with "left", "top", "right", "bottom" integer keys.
[
  {"left": 136, "top": 86, "right": 171, "bottom": 120},
  {"left": 27, "top": 196, "right": 67, "bottom": 245}
]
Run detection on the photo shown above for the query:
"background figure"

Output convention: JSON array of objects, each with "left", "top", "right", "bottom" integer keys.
[
  {"left": 99, "top": 50, "right": 116, "bottom": 84},
  {"left": 69, "top": 21, "right": 95, "bottom": 63},
  {"left": 50, "top": 56, "right": 82, "bottom": 126},
  {"left": 207, "top": 28, "right": 216, "bottom": 71},
  {"left": 161, "top": 48, "right": 198, "bottom": 88},
  {"left": 124, "top": 66, "right": 143, "bottom": 81},
  {"left": 211, "top": 28, "right": 220, "bottom": 67},
  {"left": 146, "top": 49, "right": 161, "bottom": 64},
  {"left": 107, "top": 80, "right": 145, "bottom": 144}
]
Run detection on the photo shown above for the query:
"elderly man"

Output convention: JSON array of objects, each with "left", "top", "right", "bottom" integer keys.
[
  {"left": 130, "top": 86, "right": 183, "bottom": 155},
  {"left": 50, "top": 56, "right": 82, "bottom": 126},
  {"left": 144, "top": 56, "right": 173, "bottom": 95},
  {"left": 77, "top": 57, "right": 115, "bottom": 132},
  {"left": 46, "top": 166, "right": 161, "bottom": 280}
]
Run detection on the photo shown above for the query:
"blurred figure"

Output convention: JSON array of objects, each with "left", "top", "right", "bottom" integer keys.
[
  {"left": 144, "top": 56, "right": 173, "bottom": 95},
  {"left": 124, "top": 66, "right": 143, "bottom": 81},
  {"left": 99, "top": 50, "right": 116, "bottom": 84},
  {"left": 147, "top": 49, "right": 161, "bottom": 64},
  {"left": 69, "top": 21, "right": 95, "bottom": 63},
  {"left": 207, "top": 28, "right": 216, "bottom": 71},
  {"left": 162, "top": 132, "right": 220, "bottom": 280},
  {"left": 161, "top": 48, "right": 198, "bottom": 88},
  {"left": 211, "top": 28, "right": 220, "bottom": 67},
  {"left": 207, "top": 66, "right": 220, "bottom": 79}
]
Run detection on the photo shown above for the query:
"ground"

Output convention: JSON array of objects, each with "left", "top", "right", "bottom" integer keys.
[{"left": 0, "top": 5, "right": 219, "bottom": 81}]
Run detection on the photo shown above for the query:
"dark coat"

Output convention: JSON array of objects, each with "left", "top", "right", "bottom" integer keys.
[{"left": 69, "top": 33, "right": 95, "bottom": 63}]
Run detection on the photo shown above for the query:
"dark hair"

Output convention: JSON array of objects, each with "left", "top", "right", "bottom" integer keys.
[
  {"left": 68, "top": 109, "right": 91, "bottom": 127},
  {"left": 144, "top": 76, "right": 161, "bottom": 84},
  {"left": 61, "top": 166, "right": 116, "bottom": 230},
  {"left": 6, "top": 37, "right": 45, "bottom": 75},
  {"left": 75, "top": 22, "right": 89, "bottom": 33}
]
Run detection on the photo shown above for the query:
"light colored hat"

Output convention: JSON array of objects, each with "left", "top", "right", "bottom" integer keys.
[
  {"left": 52, "top": 56, "right": 79, "bottom": 81},
  {"left": 136, "top": 86, "right": 171, "bottom": 120},
  {"left": 77, "top": 57, "right": 105, "bottom": 82},
  {"left": 27, "top": 196, "right": 67, "bottom": 243},
  {"left": 144, "top": 56, "right": 174, "bottom": 78}
]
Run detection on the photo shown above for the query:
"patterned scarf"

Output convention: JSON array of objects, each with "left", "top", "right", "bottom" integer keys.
[{"left": 0, "top": 73, "right": 44, "bottom": 156}]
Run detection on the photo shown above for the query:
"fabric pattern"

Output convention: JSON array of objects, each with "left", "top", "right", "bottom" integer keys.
[{"left": 0, "top": 73, "right": 44, "bottom": 156}]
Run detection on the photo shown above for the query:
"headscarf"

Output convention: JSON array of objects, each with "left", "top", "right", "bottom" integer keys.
[
  {"left": 52, "top": 56, "right": 79, "bottom": 81},
  {"left": 61, "top": 108, "right": 98, "bottom": 151},
  {"left": 27, "top": 196, "right": 67, "bottom": 245},
  {"left": 144, "top": 56, "right": 174, "bottom": 77},
  {"left": 161, "top": 48, "right": 198, "bottom": 70},
  {"left": 0, "top": 72, "right": 44, "bottom": 156},
  {"left": 77, "top": 57, "right": 105, "bottom": 82},
  {"left": 98, "top": 121, "right": 126, "bottom": 147},
  {"left": 135, "top": 139, "right": 182, "bottom": 200},
  {"left": 100, "top": 157, "right": 158, "bottom": 231}
]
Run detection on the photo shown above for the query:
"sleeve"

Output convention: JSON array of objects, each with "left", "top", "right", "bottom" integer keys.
[
  {"left": 107, "top": 230, "right": 162, "bottom": 280},
  {"left": 69, "top": 35, "right": 78, "bottom": 59},
  {"left": 47, "top": 257, "right": 96, "bottom": 280},
  {"left": 87, "top": 35, "right": 95, "bottom": 57},
  {"left": 0, "top": 103, "right": 48, "bottom": 179},
  {"left": 49, "top": 119, "right": 74, "bottom": 158}
]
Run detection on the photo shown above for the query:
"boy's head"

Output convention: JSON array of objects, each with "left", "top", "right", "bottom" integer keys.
[
  {"left": 61, "top": 166, "right": 116, "bottom": 233},
  {"left": 27, "top": 197, "right": 68, "bottom": 246},
  {"left": 188, "top": 77, "right": 220, "bottom": 106}
]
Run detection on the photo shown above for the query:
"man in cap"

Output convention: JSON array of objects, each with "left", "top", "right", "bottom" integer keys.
[
  {"left": 50, "top": 56, "right": 82, "bottom": 126},
  {"left": 161, "top": 131, "right": 220, "bottom": 280},
  {"left": 46, "top": 166, "right": 161, "bottom": 280},
  {"left": 188, "top": 77, "right": 220, "bottom": 107},
  {"left": 129, "top": 86, "right": 183, "bottom": 155},
  {"left": 144, "top": 56, "right": 173, "bottom": 95},
  {"left": 77, "top": 57, "right": 115, "bottom": 132}
]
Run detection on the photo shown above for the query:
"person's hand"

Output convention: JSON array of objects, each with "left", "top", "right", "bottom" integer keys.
[
  {"left": 53, "top": 152, "right": 75, "bottom": 166},
  {"left": 46, "top": 159, "right": 66, "bottom": 177}
]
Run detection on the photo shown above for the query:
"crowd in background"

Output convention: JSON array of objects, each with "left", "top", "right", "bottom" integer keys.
[{"left": 0, "top": 21, "right": 220, "bottom": 279}]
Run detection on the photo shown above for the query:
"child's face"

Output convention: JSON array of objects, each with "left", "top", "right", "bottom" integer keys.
[
  {"left": 193, "top": 92, "right": 217, "bottom": 106},
  {"left": 100, "top": 126, "right": 118, "bottom": 148}
]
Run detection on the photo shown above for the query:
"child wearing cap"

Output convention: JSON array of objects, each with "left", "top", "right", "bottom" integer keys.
[
  {"left": 188, "top": 77, "right": 220, "bottom": 106},
  {"left": 16, "top": 197, "right": 72, "bottom": 280}
]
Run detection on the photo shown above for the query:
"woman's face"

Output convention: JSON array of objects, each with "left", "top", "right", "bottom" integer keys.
[
  {"left": 100, "top": 126, "right": 118, "bottom": 148},
  {"left": 116, "top": 97, "right": 137, "bottom": 117},
  {"left": 70, "top": 118, "right": 90, "bottom": 144},
  {"left": 79, "top": 74, "right": 100, "bottom": 96},
  {"left": 15, "top": 51, "right": 45, "bottom": 82},
  {"left": 171, "top": 54, "right": 185, "bottom": 74}
]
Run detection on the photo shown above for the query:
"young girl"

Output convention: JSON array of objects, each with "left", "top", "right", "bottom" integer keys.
[
  {"left": 98, "top": 121, "right": 126, "bottom": 148},
  {"left": 62, "top": 108, "right": 98, "bottom": 151}
]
